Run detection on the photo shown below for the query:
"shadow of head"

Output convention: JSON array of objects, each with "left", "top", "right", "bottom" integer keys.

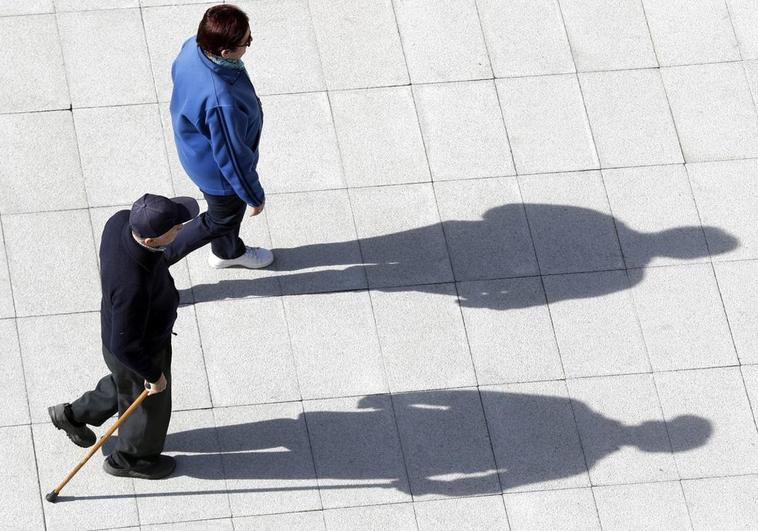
[
  {"left": 652, "top": 226, "right": 738, "bottom": 259},
  {"left": 633, "top": 414, "right": 713, "bottom": 452}
]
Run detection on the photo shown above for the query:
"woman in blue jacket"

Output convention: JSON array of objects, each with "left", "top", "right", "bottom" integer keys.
[{"left": 165, "top": 4, "right": 273, "bottom": 269}]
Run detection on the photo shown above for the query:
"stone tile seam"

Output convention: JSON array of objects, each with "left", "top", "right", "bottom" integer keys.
[
  {"left": 0, "top": 211, "right": 47, "bottom": 530},
  {"left": 2, "top": 58, "right": 754, "bottom": 117},
  {"left": 532, "top": 9, "right": 603, "bottom": 519},
  {"left": 331, "top": 2, "right": 420, "bottom": 512},
  {"left": 679, "top": 159, "right": 757, "bottom": 433}
]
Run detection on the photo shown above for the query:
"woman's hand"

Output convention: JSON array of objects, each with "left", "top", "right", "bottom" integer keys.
[{"left": 249, "top": 202, "right": 265, "bottom": 216}]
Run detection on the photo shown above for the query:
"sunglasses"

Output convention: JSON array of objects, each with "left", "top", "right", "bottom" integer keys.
[{"left": 237, "top": 33, "right": 252, "bottom": 48}]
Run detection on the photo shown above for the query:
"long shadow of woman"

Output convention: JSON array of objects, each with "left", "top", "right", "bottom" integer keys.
[{"left": 183, "top": 203, "right": 737, "bottom": 310}]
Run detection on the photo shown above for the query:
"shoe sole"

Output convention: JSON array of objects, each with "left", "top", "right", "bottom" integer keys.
[
  {"left": 103, "top": 459, "right": 176, "bottom": 480},
  {"left": 208, "top": 255, "right": 274, "bottom": 269},
  {"left": 48, "top": 405, "right": 95, "bottom": 448}
]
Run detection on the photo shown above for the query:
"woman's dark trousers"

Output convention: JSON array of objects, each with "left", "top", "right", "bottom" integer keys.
[
  {"left": 69, "top": 343, "right": 172, "bottom": 469},
  {"left": 164, "top": 192, "right": 247, "bottom": 265}
]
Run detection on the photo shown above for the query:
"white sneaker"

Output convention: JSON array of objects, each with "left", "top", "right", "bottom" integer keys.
[{"left": 208, "top": 246, "right": 274, "bottom": 269}]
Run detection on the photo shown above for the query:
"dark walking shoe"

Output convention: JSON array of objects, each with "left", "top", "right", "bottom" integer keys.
[
  {"left": 103, "top": 455, "right": 176, "bottom": 480},
  {"left": 48, "top": 403, "right": 97, "bottom": 448}
]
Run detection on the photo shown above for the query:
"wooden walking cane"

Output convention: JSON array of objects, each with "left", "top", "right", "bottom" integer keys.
[{"left": 45, "top": 389, "right": 150, "bottom": 503}]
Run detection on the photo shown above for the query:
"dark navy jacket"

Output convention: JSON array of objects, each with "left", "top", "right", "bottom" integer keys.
[
  {"left": 170, "top": 37, "right": 265, "bottom": 207},
  {"left": 100, "top": 211, "right": 178, "bottom": 382}
]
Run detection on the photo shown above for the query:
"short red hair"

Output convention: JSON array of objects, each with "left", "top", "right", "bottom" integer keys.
[{"left": 196, "top": 4, "right": 249, "bottom": 56}]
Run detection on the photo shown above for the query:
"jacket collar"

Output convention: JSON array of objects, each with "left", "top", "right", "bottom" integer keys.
[
  {"left": 196, "top": 44, "right": 244, "bottom": 85},
  {"left": 120, "top": 221, "right": 164, "bottom": 272}
]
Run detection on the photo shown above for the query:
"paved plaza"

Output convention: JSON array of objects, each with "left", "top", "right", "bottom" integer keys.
[{"left": 2, "top": 0, "right": 758, "bottom": 529}]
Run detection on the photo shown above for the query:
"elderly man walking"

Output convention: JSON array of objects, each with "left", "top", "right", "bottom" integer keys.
[{"left": 48, "top": 194, "right": 199, "bottom": 480}]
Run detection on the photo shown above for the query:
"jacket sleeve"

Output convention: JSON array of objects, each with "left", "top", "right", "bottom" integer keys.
[
  {"left": 109, "top": 283, "right": 163, "bottom": 383},
  {"left": 207, "top": 105, "right": 265, "bottom": 207}
]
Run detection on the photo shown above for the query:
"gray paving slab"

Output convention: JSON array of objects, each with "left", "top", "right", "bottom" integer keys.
[
  {"left": 171, "top": 305, "right": 212, "bottom": 411},
  {"left": 593, "top": 481, "right": 691, "bottom": 531},
  {"left": 682, "top": 475, "right": 758, "bottom": 529},
  {"left": 560, "top": 0, "right": 657, "bottom": 71},
  {"left": 309, "top": 0, "right": 408, "bottom": 90},
  {"left": 0, "top": 426, "right": 45, "bottom": 529},
  {"left": 304, "top": 395, "right": 410, "bottom": 508},
  {"left": 0, "top": 14, "right": 68, "bottom": 113},
  {"left": 518, "top": 171, "right": 623, "bottom": 275},
  {"left": 627, "top": 263, "right": 737, "bottom": 371},
  {"left": 477, "top": 0, "right": 574, "bottom": 77},
  {"left": 393, "top": 388, "right": 499, "bottom": 500},
  {"left": 0, "top": 111, "right": 87, "bottom": 214},
  {"left": 183, "top": 204, "right": 280, "bottom": 303},
  {"left": 0, "top": 0, "right": 52, "bottom": 16},
  {"left": 655, "top": 367, "right": 758, "bottom": 478},
  {"left": 687, "top": 159, "right": 758, "bottom": 262},
  {"left": 434, "top": 177, "right": 538, "bottom": 281},
  {"left": 4, "top": 210, "right": 100, "bottom": 317},
  {"left": 0, "top": 319, "right": 30, "bottom": 426},
  {"left": 481, "top": 381, "right": 590, "bottom": 492},
  {"left": 413, "top": 495, "right": 509, "bottom": 531},
  {"left": 256, "top": 92, "right": 344, "bottom": 194},
  {"left": 57, "top": 9, "right": 155, "bottom": 107},
  {"left": 212, "top": 402, "right": 321, "bottom": 517},
  {"left": 17, "top": 312, "right": 104, "bottom": 423},
  {"left": 142, "top": 3, "right": 214, "bottom": 103},
  {"left": 33, "top": 422, "right": 139, "bottom": 529},
  {"left": 579, "top": 70, "right": 682, "bottom": 168},
  {"left": 544, "top": 271, "right": 650, "bottom": 377},
  {"left": 713, "top": 261, "right": 758, "bottom": 364},
  {"left": 642, "top": 0, "right": 740, "bottom": 66},
  {"left": 457, "top": 277, "right": 564, "bottom": 385},
  {"left": 0, "top": 221, "right": 15, "bottom": 318},
  {"left": 727, "top": 0, "right": 758, "bottom": 60},
  {"left": 265, "top": 190, "right": 366, "bottom": 295},
  {"left": 566, "top": 374, "right": 678, "bottom": 485},
  {"left": 323, "top": 503, "right": 417, "bottom": 531},
  {"left": 74, "top": 104, "right": 174, "bottom": 207},
  {"left": 393, "top": 0, "right": 491, "bottom": 84},
  {"left": 370, "top": 285, "right": 476, "bottom": 393},
  {"left": 603, "top": 165, "right": 710, "bottom": 268},
  {"left": 331, "top": 86, "right": 429, "bottom": 188},
  {"left": 158, "top": 102, "right": 204, "bottom": 201},
  {"left": 742, "top": 365, "right": 758, "bottom": 428},
  {"left": 234, "top": 511, "right": 325, "bottom": 530},
  {"left": 497, "top": 76, "right": 598, "bottom": 175},
  {"left": 194, "top": 298, "right": 299, "bottom": 406},
  {"left": 414, "top": 80, "right": 514, "bottom": 181},
  {"left": 282, "top": 290, "right": 386, "bottom": 399},
  {"left": 143, "top": 519, "right": 233, "bottom": 531},
  {"left": 56, "top": 0, "right": 138, "bottom": 10},
  {"left": 349, "top": 184, "right": 454, "bottom": 288},
  {"left": 503, "top": 487, "right": 600, "bottom": 531},
  {"left": 135, "top": 409, "right": 230, "bottom": 525},
  {"left": 661, "top": 63, "right": 758, "bottom": 161},
  {"left": 234, "top": 0, "right": 325, "bottom": 96}
]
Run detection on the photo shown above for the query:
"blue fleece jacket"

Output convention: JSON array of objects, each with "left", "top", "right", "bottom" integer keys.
[{"left": 170, "top": 37, "right": 265, "bottom": 207}]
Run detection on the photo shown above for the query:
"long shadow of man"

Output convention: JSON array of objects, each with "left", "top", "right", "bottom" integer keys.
[
  {"left": 159, "top": 389, "right": 710, "bottom": 497},
  {"left": 183, "top": 203, "right": 737, "bottom": 310}
]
